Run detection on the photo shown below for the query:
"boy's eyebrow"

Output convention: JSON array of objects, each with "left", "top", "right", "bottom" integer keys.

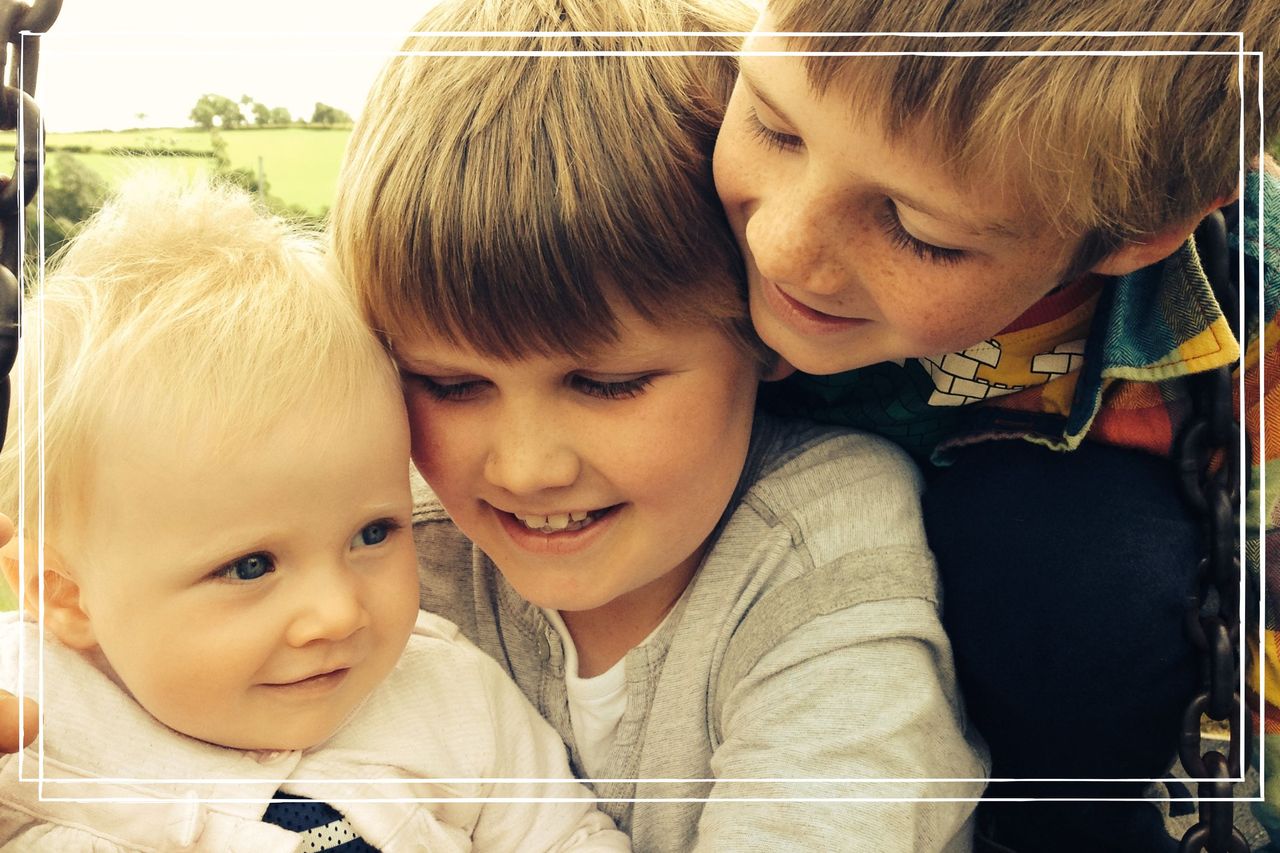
[
  {"left": 391, "top": 346, "right": 476, "bottom": 374},
  {"left": 394, "top": 340, "right": 670, "bottom": 374},
  {"left": 393, "top": 353, "right": 451, "bottom": 374}
]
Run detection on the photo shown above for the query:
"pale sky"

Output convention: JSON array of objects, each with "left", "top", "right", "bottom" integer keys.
[{"left": 36, "top": 1, "right": 441, "bottom": 131}]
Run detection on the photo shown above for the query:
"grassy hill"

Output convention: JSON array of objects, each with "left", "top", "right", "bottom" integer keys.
[
  {"left": 33, "top": 126, "right": 1280, "bottom": 218},
  {"left": 43, "top": 126, "right": 352, "bottom": 215}
]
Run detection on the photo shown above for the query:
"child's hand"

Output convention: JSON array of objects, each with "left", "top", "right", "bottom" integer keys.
[
  {"left": 0, "top": 691, "right": 36, "bottom": 752},
  {"left": 0, "top": 514, "right": 37, "bottom": 752}
]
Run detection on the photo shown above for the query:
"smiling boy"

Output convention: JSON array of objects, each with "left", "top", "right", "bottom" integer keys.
[
  {"left": 330, "top": 0, "right": 989, "bottom": 849},
  {"left": 717, "top": 53, "right": 1097, "bottom": 376},
  {"left": 400, "top": 313, "right": 757, "bottom": 678},
  {"left": 711, "top": 1, "right": 1277, "bottom": 851}
]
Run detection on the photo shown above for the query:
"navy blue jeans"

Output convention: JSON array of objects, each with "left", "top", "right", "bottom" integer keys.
[{"left": 922, "top": 439, "right": 1200, "bottom": 853}]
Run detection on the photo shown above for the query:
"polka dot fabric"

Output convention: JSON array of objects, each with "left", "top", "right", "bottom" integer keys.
[{"left": 261, "top": 792, "right": 379, "bottom": 852}]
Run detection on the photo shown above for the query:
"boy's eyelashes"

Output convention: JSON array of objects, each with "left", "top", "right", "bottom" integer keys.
[
  {"left": 746, "top": 107, "right": 803, "bottom": 153},
  {"left": 570, "top": 374, "right": 655, "bottom": 400},
  {"left": 207, "top": 518, "right": 404, "bottom": 583},
  {"left": 875, "top": 200, "right": 968, "bottom": 267},
  {"left": 410, "top": 375, "right": 486, "bottom": 402},
  {"left": 408, "top": 372, "right": 657, "bottom": 402}
]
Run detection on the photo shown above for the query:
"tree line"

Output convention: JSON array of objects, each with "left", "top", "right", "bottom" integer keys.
[{"left": 188, "top": 93, "right": 353, "bottom": 130}]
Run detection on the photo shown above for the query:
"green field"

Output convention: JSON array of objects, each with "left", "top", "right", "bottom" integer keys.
[
  {"left": 44, "top": 127, "right": 352, "bottom": 215},
  {"left": 29, "top": 126, "right": 1280, "bottom": 218}
]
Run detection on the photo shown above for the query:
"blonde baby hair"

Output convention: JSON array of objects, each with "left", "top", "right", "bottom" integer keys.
[{"left": 0, "top": 169, "right": 397, "bottom": 546}]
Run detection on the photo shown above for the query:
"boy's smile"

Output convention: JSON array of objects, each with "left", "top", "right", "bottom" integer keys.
[
  {"left": 397, "top": 307, "right": 758, "bottom": 639},
  {"left": 757, "top": 274, "right": 872, "bottom": 336},
  {"left": 498, "top": 505, "right": 621, "bottom": 553},
  {"left": 713, "top": 14, "right": 1084, "bottom": 375},
  {"left": 61, "top": 381, "right": 421, "bottom": 752},
  {"left": 509, "top": 508, "right": 608, "bottom": 533}
]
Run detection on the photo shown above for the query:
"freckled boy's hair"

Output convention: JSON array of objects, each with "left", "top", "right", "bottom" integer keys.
[
  {"left": 0, "top": 170, "right": 398, "bottom": 544},
  {"left": 767, "top": 0, "right": 1277, "bottom": 274},
  {"left": 331, "top": 0, "right": 764, "bottom": 363}
]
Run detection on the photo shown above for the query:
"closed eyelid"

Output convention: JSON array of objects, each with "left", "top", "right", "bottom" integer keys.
[
  {"left": 891, "top": 204, "right": 969, "bottom": 252},
  {"left": 570, "top": 373, "right": 655, "bottom": 400},
  {"left": 746, "top": 107, "right": 803, "bottom": 153},
  {"left": 739, "top": 69, "right": 798, "bottom": 129},
  {"left": 411, "top": 374, "right": 488, "bottom": 402},
  {"left": 877, "top": 201, "right": 968, "bottom": 266}
]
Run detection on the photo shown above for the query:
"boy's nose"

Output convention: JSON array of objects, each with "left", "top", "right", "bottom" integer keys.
[
  {"left": 285, "top": 564, "right": 366, "bottom": 648},
  {"left": 483, "top": 414, "right": 581, "bottom": 496},
  {"left": 746, "top": 186, "right": 847, "bottom": 299}
]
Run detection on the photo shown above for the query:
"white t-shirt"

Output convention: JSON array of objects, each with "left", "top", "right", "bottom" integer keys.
[
  {"left": 544, "top": 606, "right": 679, "bottom": 780},
  {"left": 542, "top": 609, "right": 629, "bottom": 779}
]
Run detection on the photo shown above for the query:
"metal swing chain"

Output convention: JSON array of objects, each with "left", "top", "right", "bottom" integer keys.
[
  {"left": 0, "top": 0, "right": 60, "bottom": 458},
  {"left": 1176, "top": 208, "right": 1249, "bottom": 853}
]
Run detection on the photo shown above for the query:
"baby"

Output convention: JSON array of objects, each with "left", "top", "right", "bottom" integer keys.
[{"left": 0, "top": 173, "right": 629, "bottom": 852}]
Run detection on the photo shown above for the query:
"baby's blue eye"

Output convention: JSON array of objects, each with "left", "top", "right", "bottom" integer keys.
[
  {"left": 219, "top": 553, "right": 274, "bottom": 581},
  {"left": 361, "top": 523, "right": 388, "bottom": 546},
  {"left": 352, "top": 518, "right": 402, "bottom": 549}
]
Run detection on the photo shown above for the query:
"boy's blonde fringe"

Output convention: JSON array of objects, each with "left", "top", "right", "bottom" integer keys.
[{"left": 331, "top": 0, "right": 766, "bottom": 364}]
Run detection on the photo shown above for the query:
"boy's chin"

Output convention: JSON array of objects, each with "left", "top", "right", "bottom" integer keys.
[
  {"left": 767, "top": 344, "right": 884, "bottom": 377},
  {"left": 754, "top": 321, "right": 893, "bottom": 376}
]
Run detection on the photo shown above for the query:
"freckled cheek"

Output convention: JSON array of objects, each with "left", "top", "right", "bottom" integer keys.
[{"left": 864, "top": 262, "right": 1016, "bottom": 353}]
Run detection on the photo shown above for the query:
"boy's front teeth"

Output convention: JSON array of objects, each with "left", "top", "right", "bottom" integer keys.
[{"left": 514, "top": 510, "right": 596, "bottom": 533}]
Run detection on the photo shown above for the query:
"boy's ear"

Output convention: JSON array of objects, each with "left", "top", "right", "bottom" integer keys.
[
  {"left": 1089, "top": 227, "right": 1195, "bottom": 277},
  {"left": 1089, "top": 192, "right": 1239, "bottom": 278},
  {"left": 0, "top": 539, "right": 97, "bottom": 651}
]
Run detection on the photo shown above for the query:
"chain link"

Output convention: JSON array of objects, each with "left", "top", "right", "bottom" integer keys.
[
  {"left": 1176, "top": 209, "right": 1248, "bottom": 853},
  {"left": 0, "top": 0, "right": 59, "bottom": 457}
]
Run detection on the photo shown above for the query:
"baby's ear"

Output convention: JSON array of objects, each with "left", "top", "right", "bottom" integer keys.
[{"left": 0, "top": 539, "right": 96, "bottom": 650}]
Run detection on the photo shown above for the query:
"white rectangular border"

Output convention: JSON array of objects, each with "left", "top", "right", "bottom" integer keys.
[{"left": 12, "top": 27, "right": 1265, "bottom": 805}]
